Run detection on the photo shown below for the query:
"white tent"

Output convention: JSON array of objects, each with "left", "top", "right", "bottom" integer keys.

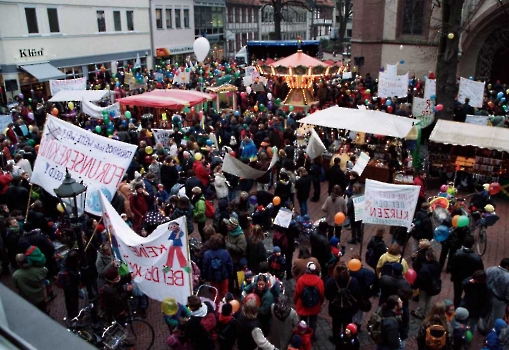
[
  {"left": 49, "top": 90, "right": 110, "bottom": 102},
  {"left": 430, "top": 119, "right": 509, "bottom": 153},
  {"left": 298, "top": 106, "right": 415, "bottom": 138}
]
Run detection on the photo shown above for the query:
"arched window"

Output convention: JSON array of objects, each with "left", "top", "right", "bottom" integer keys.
[{"left": 401, "top": 0, "right": 425, "bottom": 35}]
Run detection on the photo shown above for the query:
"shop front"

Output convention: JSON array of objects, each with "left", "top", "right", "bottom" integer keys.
[{"left": 155, "top": 45, "right": 194, "bottom": 65}]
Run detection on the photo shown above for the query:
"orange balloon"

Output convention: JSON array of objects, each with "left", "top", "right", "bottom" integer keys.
[
  {"left": 348, "top": 258, "right": 362, "bottom": 272},
  {"left": 254, "top": 105, "right": 259, "bottom": 112},
  {"left": 452, "top": 215, "right": 460, "bottom": 228},
  {"left": 334, "top": 212, "right": 346, "bottom": 225},
  {"left": 273, "top": 196, "right": 281, "bottom": 205},
  {"left": 52, "top": 108, "right": 59, "bottom": 116},
  {"left": 229, "top": 300, "right": 240, "bottom": 313}
]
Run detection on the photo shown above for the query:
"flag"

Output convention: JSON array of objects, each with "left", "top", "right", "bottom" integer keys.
[
  {"left": 134, "top": 53, "right": 141, "bottom": 69},
  {"left": 306, "top": 129, "right": 326, "bottom": 160}
]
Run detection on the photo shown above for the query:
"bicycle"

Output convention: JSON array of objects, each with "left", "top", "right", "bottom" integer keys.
[{"left": 471, "top": 214, "right": 499, "bottom": 256}]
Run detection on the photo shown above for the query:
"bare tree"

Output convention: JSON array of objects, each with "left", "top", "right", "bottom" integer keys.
[
  {"left": 260, "top": 0, "right": 311, "bottom": 40},
  {"left": 335, "top": 0, "right": 353, "bottom": 45}
]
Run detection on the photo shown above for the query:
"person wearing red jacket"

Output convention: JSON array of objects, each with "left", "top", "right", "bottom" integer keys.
[
  {"left": 192, "top": 153, "right": 210, "bottom": 187},
  {"left": 293, "top": 262, "right": 324, "bottom": 341},
  {"left": 0, "top": 170, "right": 12, "bottom": 205}
]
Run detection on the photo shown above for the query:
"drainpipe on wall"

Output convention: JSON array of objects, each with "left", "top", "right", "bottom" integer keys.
[{"left": 148, "top": 0, "right": 156, "bottom": 69}]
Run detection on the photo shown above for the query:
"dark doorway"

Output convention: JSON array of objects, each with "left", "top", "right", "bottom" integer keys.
[{"left": 491, "top": 47, "right": 509, "bottom": 83}]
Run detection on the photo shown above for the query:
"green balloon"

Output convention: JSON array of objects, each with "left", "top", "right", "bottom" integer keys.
[
  {"left": 107, "top": 129, "right": 113, "bottom": 136},
  {"left": 465, "top": 330, "right": 473, "bottom": 343},
  {"left": 275, "top": 98, "right": 281, "bottom": 105},
  {"left": 102, "top": 110, "right": 109, "bottom": 117},
  {"left": 28, "top": 98, "right": 32, "bottom": 103},
  {"left": 125, "top": 111, "right": 132, "bottom": 119},
  {"left": 457, "top": 215, "right": 469, "bottom": 228},
  {"left": 199, "top": 69, "right": 204, "bottom": 75},
  {"left": 289, "top": 106, "right": 294, "bottom": 112},
  {"left": 259, "top": 104, "right": 265, "bottom": 111},
  {"left": 95, "top": 126, "right": 102, "bottom": 133},
  {"left": 103, "top": 117, "right": 109, "bottom": 124},
  {"left": 27, "top": 139, "right": 35, "bottom": 146},
  {"left": 175, "top": 63, "right": 179, "bottom": 68},
  {"left": 365, "top": 99, "right": 369, "bottom": 105}
]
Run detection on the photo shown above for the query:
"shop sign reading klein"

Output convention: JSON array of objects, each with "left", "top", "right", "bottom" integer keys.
[{"left": 20, "top": 48, "right": 44, "bottom": 58}]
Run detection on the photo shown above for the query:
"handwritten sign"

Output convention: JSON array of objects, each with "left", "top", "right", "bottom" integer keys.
[
  {"left": 31, "top": 115, "right": 137, "bottom": 216},
  {"left": 465, "top": 115, "right": 489, "bottom": 125},
  {"left": 424, "top": 79, "right": 436, "bottom": 100},
  {"left": 351, "top": 152, "right": 370, "bottom": 176},
  {"left": 274, "top": 207, "right": 293, "bottom": 228},
  {"left": 386, "top": 64, "right": 398, "bottom": 77},
  {"left": 412, "top": 97, "right": 435, "bottom": 128},
  {"left": 459, "top": 77, "right": 485, "bottom": 108},
  {"left": 363, "top": 179, "right": 420, "bottom": 229},
  {"left": 342, "top": 71, "right": 352, "bottom": 79},
  {"left": 378, "top": 72, "right": 409, "bottom": 98},
  {"left": 152, "top": 129, "right": 174, "bottom": 146},
  {"left": 100, "top": 192, "right": 191, "bottom": 304},
  {"left": 50, "top": 77, "right": 87, "bottom": 95},
  {"left": 353, "top": 195, "right": 365, "bottom": 222}
]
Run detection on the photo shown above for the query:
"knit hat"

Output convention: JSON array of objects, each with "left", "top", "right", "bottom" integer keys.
[
  {"left": 290, "top": 335, "right": 303, "bottom": 348},
  {"left": 273, "top": 246, "right": 281, "bottom": 253},
  {"left": 298, "top": 320, "right": 308, "bottom": 333},
  {"left": 495, "top": 319, "right": 507, "bottom": 335},
  {"left": 455, "top": 307, "right": 469, "bottom": 321},
  {"left": 244, "top": 270, "right": 253, "bottom": 279},
  {"left": 191, "top": 186, "right": 202, "bottom": 194},
  {"left": 330, "top": 236, "right": 340, "bottom": 247},
  {"left": 392, "top": 263, "right": 403, "bottom": 276},
  {"left": 104, "top": 266, "right": 120, "bottom": 283},
  {"left": 484, "top": 204, "right": 495, "bottom": 213},
  {"left": 221, "top": 302, "right": 233, "bottom": 316},
  {"left": 444, "top": 299, "right": 453, "bottom": 309},
  {"left": 346, "top": 323, "right": 358, "bottom": 335}
]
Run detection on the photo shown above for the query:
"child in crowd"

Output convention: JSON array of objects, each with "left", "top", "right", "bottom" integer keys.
[
  {"left": 451, "top": 307, "right": 472, "bottom": 350},
  {"left": 217, "top": 303, "right": 238, "bottom": 350},
  {"left": 294, "top": 321, "right": 313, "bottom": 350},
  {"left": 166, "top": 322, "right": 189, "bottom": 350},
  {"left": 156, "top": 184, "right": 169, "bottom": 207},
  {"left": 445, "top": 299, "right": 455, "bottom": 322},
  {"left": 288, "top": 335, "right": 303, "bottom": 350},
  {"left": 240, "top": 270, "right": 254, "bottom": 292},
  {"left": 337, "top": 323, "right": 360, "bottom": 350},
  {"left": 484, "top": 319, "right": 509, "bottom": 350},
  {"left": 268, "top": 246, "right": 286, "bottom": 280}
]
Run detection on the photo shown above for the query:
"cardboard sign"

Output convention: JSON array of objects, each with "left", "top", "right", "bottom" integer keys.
[
  {"left": 353, "top": 195, "right": 365, "bottom": 222},
  {"left": 100, "top": 193, "right": 192, "bottom": 304},
  {"left": 412, "top": 97, "right": 435, "bottom": 128},
  {"left": 152, "top": 128, "right": 175, "bottom": 146},
  {"left": 363, "top": 179, "right": 420, "bottom": 229},
  {"left": 274, "top": 207, "right": 293, "bottom": 228},
  {"left": 424, "top": 79, "right": 436, "bottom": 100},
  {"left": 458, "top": 77, "right": 485, "bottom": 108},
  {"left": 50, "top": 77, "right": 87, "bottom": 95},
  {"left": 31, "top": 115, "right": 137, "bottom": 216},
  {"left": 351, "top": 152, "right": 370, "bottom": 176},
  {"left": 378, "top": 72, "right": 409, "bottom": 98}
]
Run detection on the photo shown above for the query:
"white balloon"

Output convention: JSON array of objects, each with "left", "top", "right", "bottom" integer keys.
[
  {"left": 267, "top": 93, "right": 272, "bottom": 100},
  {"left": 246, "top": 87, "right": 252, "bottom": 94},
  {"left": 399, "top": 45, "right": 403, "bottom": 50},
  {"left": 193, "top": 37, "right": 210, "bottom": 62}
]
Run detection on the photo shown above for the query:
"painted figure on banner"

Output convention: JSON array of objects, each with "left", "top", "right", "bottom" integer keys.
[{"left": 166, "top": 221, "right": 187, "bottom": 269}]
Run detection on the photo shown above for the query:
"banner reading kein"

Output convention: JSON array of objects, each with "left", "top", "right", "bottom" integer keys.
[
  {"left": 363, "top": 179, "right": 420, "bottom": 229},
  {"left": 100, "top": 192, "right": 192, "bottom": 304},
  {"left": 31, "top": 115, "right": 137, "bottom": 215}
]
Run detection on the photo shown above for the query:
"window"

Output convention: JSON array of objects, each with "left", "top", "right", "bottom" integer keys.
[
  {"left": 127, "top": 11, "right": 134, "bottom": 30},
  {"left": 248, "top": 8, "right": 252, "bottom": 23},
  {"left": 25, "top": 8, "right": 39, "bottom": 34},
  {"left": 254, "top": 8, "right": 258, "bottom": 22},
  {"left": 166, "top": 9, "right": 172, "bottom": 28},
  {"left": 346, "top": 29, "right": 352, "bottom": 37},
  {"left": 228, "top": 40, "right": 234, "bottom": 53},
  {"left": 47, "top": 8, "right": 59, "bottom": 33},
  {"left": 401, "top": 0, "right": 425, "bottom": 35},
  {"left": 236, "top": 33, "right": 241, "bottom": 51},
  {"left": 113, "top": 11, "right": 122, "bottom": 31},
  {"left": 228, "top": 9, "right": 233, "bottom": 22},
  {"left": 184, "top": 9, "right": 189, "bottom": 28},
  {"left": 156, "top": 9, "right": 163, "bottom": 29},
  {"left": 175, "top": 9, "right": 181, "bottom": 28},
  {"left": 242, "top": 8, "right": 246, "bottom": 23},
  {"left": 97, "top": 10, "right": 106, "bottom": 32},
  {"left": 235, "top": 8, "right": 240, "bottom": 22}
]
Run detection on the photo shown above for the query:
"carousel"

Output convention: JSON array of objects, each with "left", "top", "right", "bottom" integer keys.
[
  {"left": 206, "top": 83, "right": 238, "bottom": 112},
  {"left": 257, "top": 48, "right": 343, "bottom": 113}
]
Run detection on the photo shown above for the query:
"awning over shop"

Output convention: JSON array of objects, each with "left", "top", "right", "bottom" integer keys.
[
  {"left": 49, "top": 90, "right": 110, "bottom": 102},
  {"left": 430, "top": 119, "right": 509, "bottom": 153},
  {"left": 298, "top": 106, "right": 415, "bottom": 138},
  {"left": 20, "top": 63, "right": 65, "bottom": 82},
  {"left": 118, "top": 90, "right": 215, "bottom": 109}
]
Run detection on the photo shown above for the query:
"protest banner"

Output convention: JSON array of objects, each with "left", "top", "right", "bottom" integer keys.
[
  {"left": 424, "top": 79, "right": 436, "bottom": 100},
  {"left": 458, "top": 77, "right": 485, "bottom": 107},
  {"left": 82, "top": 100, "right": 120, "bottom": 119},
  {"left": 363, "top": 179, "right": 420, "bottom": 229},
  {"left": 100, "top": 193, "right": 191, "bottom": 304},
  {"left": 465, "top": 114, "right": 489, "bottom": 125},
  {"left": 152, "top": 128, "right": 175, "bottom": 146},
  {"left": 386, "top": 64, "right": 398, "bottom": 77},
  {"left": 222, "top": 151, "right": 278, "bottom": 179},
  {"left": 351, "top": 152, "right": 370, "bottom": 176},
  {"left": 342, "top": 71, "right": 352, "bottom": 79},
  {"left": 306, "top": 129, "right": 326, "bottom": 160},
  {"left": 353, "top": 195, "right": 365, "bottom": 222},
  {"left": 31, "top": 115, "right": 137, "bottom": 216},
  {"left": 378, "top": 72, "right": 409, "bottom": 98},
  {"left": 412, "top": 97, "right": 435, "bottom": 128},
  {"left": 50, "top": 77, "right": 87, "bottom": 96},
  {"left": 0, "top": 115, "right": 12, "bottom": 132}
]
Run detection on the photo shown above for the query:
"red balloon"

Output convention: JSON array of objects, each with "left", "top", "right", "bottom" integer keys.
[
  {"left": 489, "top": 182, "right": 501, "bottom": 195},
  {"left": 405, "top": 269, "right": 417, "bottom": 285},
  {"left": 145, "top": 155, "right": 152, "bottom": 164},
  {"left": 243, "top": 293, "right": 261, "bottom": 307},
  {"left": 387, "top": 106, "right": 394, "bottom": 113},
  {"left": 435, "top": 104, "right": 444, "bottom": 112}
]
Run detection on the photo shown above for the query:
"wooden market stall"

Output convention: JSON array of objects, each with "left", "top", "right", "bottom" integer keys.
[{"left": 206, "top": 84, "right": 238, "bottom": 112}]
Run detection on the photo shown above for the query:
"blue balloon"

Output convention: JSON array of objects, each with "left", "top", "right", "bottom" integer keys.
[
  {"left": 380, "top": 67, "right": 385, "bottom": 72},
  {"left": 399, "top": 60, "right": 405, "bottom": 64},
  {"left": 109, "top": 110, "right": 115, "bottom": 117},
  {"left": 469, "top": 76, "right": 474, "bottom": 80},
  {"left": 157, "top": 76, "right": 163, "bottom": 82},
  {"left": 234, "top": 110, "right": 240, "bottom": 116},
  {"left": 121, "top": 120, "right": 128, "bottom": 126},
  {"left": 169, "top": 73, "right": 174, "bottom": 79},
  {"left": 432, "top": 107, "right": 437, "bottom": 113},
  {"left": 497, "top": 92, "right": 504, "bottom": 100},
  {"left": 430, "top": 94, "right": 436, "bottom": 100},
  {"left": 434, "top": 225, "right": 451, "bottom": 243},
  {"left": 385, "top": 100, "right": 392, "bottom": 106},
  {"left": 501, "top": 97, "right": 507, "bottom": 103},
  {"left": 115, "top": 81, "right": 120, "bottom": 87},
  {"left": 206, "top": 139, "right": 213, "bottom": 146}
]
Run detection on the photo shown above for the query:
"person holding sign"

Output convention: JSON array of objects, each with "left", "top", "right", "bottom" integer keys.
[{"left": 166, "top": 222, "right": 188, "bottom": 269}]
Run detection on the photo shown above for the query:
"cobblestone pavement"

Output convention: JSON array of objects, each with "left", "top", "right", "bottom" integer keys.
[{"left": 1, "top": 183, "right": 507, "bottom": 349}]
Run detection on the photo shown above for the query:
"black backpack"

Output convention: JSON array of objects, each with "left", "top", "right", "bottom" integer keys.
[
  {"left": 428, "top": 276, "right": 442, "bottom": 296},
  {"left": 301, "top": 286, "right": 320, "bottom": 308},
  {"left": 365, "top": 240, "right": 387, "bottom": 269},
  {"left": 208, "top": 254, "right": 228, "bottom": 282},
  {"left": 331, "top": 278, "right": 357, "bottom": 312}
]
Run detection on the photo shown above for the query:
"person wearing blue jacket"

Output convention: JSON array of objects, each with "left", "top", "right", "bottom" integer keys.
[{"left": 485, "top": 319, "right": 509, "bottom": 350}]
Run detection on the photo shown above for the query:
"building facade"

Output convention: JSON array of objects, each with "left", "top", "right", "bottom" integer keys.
[
  {"left": 194, "top": 0, "right": 226, "bottom": 59},
  {"left": 0, "top": 0, "right": 152, "bottom": 102}
]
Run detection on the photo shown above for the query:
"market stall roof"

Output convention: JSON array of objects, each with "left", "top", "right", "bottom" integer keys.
[
  {"left": 118, "top": 89, "right": 215, "bottom": 109},
  {"left": 272, "top": 51, "right": 330, "bottom": 68},
  {"left": 298, "top": 106, "right": 415, "bottom": 138},
  {"left": 20, "top": 62, "right": 65, "bottom": 82},
  {"left": 430, "top": 119, "right": 509, "bottom": 153},
  {"left": 49, "top": 90, "right": 110, "bottom": 102},
  {"left": 206, "top": 84, "right": 238, "bottom": 92}
]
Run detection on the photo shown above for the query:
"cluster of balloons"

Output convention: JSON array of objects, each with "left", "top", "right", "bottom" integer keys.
[
  {"left": 452, "top": 215, "right": 469, "bottom": 228},
  {"left": 432, "top": 104, "right": 444, "bottom": 113}
]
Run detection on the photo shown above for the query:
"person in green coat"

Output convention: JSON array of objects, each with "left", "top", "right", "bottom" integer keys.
[
  {"left": 12, "top": 253, "right": 48, "bottom": 313},
  {"left": 191, "top": 186, "right": 207, "bottom": 242}
]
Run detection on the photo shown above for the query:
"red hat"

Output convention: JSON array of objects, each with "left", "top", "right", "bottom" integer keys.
[{"left": 346, "top": 323, "right": 357, "bottom": 335}]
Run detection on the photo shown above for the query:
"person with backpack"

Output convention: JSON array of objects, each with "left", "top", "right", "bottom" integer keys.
[
  {"left": 269, "top": 295, "right": 299, "bottom": 350},
  {"left": 311, "top": 221, "right": 331, "bottom": 284},
  {"left": 368, "top": 294, "right": 403, "bottom": 350},
  {"left": 185, "top": 295, "right": 217, "bottom": 350},
  {"left": 202, "top": 233, "right": 234, "bottom": 303},
  {"left": 366, "top": 228, "right": 388, "bottom": 271},
  {"left": 411, "top": 202, "right": 434, "bottom": 252},
  {"left": 412, "top": 250, "right": 442, "bottom": 320},
  {"left": 294, "top": 262, "right": 325, "bottom": 340},
  {"left": 416, "top": 301, "right": 453, "bottom": 350},
  {"left": 376, "top": 243, "right": 409, "bottom": 278},
  {"left": 325, "top": 261, "right": 360, "bottom": 345},
  {"left": 217, "top": 302, "right": 238, "bottom": 350},
  {"left": 450, "top": 307, "right": 472, "bottom": 350},
  {"left": 461, "top": 270, "right": 491, "bottom": 334},
  {"left": 191, "top": 186, "right": 208, "bottom": 242}
]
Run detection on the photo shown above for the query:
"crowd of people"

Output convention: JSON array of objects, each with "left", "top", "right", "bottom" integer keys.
[{"left": 1, "top": 57, "right": 509, "bottom": 350}]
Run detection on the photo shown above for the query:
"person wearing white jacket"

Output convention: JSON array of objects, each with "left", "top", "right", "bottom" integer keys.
[
  {"left": 213, "top": 165, "right": 229, "bottom": 200},
  {"left": 236, "top": 299, "right": 278, "bottom": 350}
]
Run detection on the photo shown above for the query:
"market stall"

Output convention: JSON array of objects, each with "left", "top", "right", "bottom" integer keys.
[
  {"left": 299, "top": 106, "right": 416, "bottom": 183},
  {"left": 206, "top": 84, "right": 238, "bottom": 112}
]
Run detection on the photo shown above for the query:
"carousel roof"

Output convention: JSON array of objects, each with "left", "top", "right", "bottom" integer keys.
[{"left": 273, "top": 51, "right": 330, "bottom": 68}]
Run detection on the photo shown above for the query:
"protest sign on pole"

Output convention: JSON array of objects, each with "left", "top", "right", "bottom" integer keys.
[
  {"left": 353, "top": 195, "right": 365, "bottom": 222},
  {"left": 412, "top": 97, "right": 435, "bottom": 128},
  {"left": 305, "top": 129, "right": 326, "bottom": 160},
  {"left": 100, "top": 192, "right": 192, "bottom": 304},
  {"left": 423, "top": 79, "right": 436, "bottom": 100},
  {"left": 378, "top": 72, "right": 409, "bottom": 98},
  {"left": 152, "top": 129, "right": 175, "bottom": 146},
  {"left": 351, "top": 152, "right": 370, "bottom": 176},
  {"left": 458, "top": 77, "right": 485, "bottom": 108},
  {"left": 363, "top": 179, "right": 420, "bottom": 229},
  {"left": 50, "top": 78, "right": 87, "bottom": 96},
  {"left": 465, "top": 115, "right": 489, "bottom": 125},
  {"left": 31, "top": 115, "right": 137, "bottom": 216}
]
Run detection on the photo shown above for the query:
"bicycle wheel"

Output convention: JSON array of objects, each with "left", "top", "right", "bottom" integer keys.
[
  {"left": 476, "top": 226, "right": 487, "bottom": 256},
  {"left": 122, "top": 318, "right": 155, "bottom": 350}
]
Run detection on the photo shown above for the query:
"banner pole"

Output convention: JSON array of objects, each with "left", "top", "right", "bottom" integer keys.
[
  {"left": 24, "top": 183, "right": 33, "bottom": 223},
  {"left": 84, "top": 217, "right": 103, "bottom": 251}
]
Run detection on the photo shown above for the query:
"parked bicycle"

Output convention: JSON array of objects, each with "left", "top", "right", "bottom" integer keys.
[{"left": 470, "top": 213, "right": 499, "bottom": 256}]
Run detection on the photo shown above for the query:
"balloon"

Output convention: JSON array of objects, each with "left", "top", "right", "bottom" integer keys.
[
  {"left": 161, "top": 297, "right": 179, "bottom": 316},
  {"left": 434, "top": 225, "right": 450, "bottom": 242},
  {"left": 125, "top": 111, "right": 132, "bottom": 119},
  {"left": 430, "top": 94, "right": 436, "bottom": 100},
  {"left": 489, "top": 182, "right": 501, "bottom": 195},
  {"left": 229, "top": 300, "right": 240, "bottom": 313},
  {"left": 109, "top": 110, "right": 116, "bottom": 117},
  {"left": 385, "top": 99, "right": 392, "bottom": 106},
  {"left": 234, "top": 110, "right": 240, "bottom": 116},
  {"left": 194, "top": 153, "right": 203, "bottom": 161},
  {"left": 27, "top": 112, "right": 34, "bottom": 120},
  {"left": 102, "top": 109, "right": 109, "bottom": 117},
  {"left": 145, "top": 155, "right": 152, "bottom": 164},
  {"left": 399, "top": 60, "right": 405, "bottom": 64},
  {"left": 103, "top": 116, "right": 109, "bottom": 124},
  {"left": 273, "top": 196, "right": 281, "bottom": 205},
  {"left": 348, "top": 259, "right": 362, "bottom": 272},
  {"left": 447, "top": 33, "right": 455, "bottom": 39},
  {"left": 254, "top": 105, "right": 259, "bottom": 112},
  {"left": 52, "top": 108, "right": 59, "bottom": 116},
  {"left": 28, "top": 98, "right": 32, "bottom": 103},
  {"left": 95, "top": 126, "right": 102, "bottom": 133},
  {"left": 506, "top": 89, "right": 509, "bottom": 95},
  {"left": 387, "top": 106, "right": 394, "bottom": 113},
  {"left": 145, "top": 146, "right": 154, "bottom": 155},
  {"left": 465, "top": 330, "right": 473, "bottom": 343},
  {"left": 365, "top": 99, "right": 369, "bottom": 105},
  {"left": 487, "top": 84, "right": 492, "bottom": 89},
  {"left": 240, "top": 92, "right": 246, "bottom": 98},
  {"left": 68, "top": 102, "right": 74, "bottom": 110},
  {"left": 275, "top": 98, "right": 281, "bottom": 105},
  {"left": 56, "top": 203, "right": 66, "bottom": 213},
  {"left": 289, "top": 106, "right": 294, "bottom": 112},
  {"left": 497, "top": 92, "right": 504, "bottom": 100},
  {"left": 246, "top": 87, "right": 252, "bottom": 94},
  {"left": 268, "top": 101, "right": 274, "bottom": 109},
  {"left": 457, "top": 215, "right": 469, "bottom": 228},
  {"left": 259, "top": 104, "right": 265, "bottom": 111},
  {"left": 267, "top": 93, "right": 272, "bottom": 100},
  {"left": 501, "top": 98, "right": 506, "bottom": 103},
  {"left": 469, "top": 76, "right": 474, "bottom": 80},
  {"left": 243, "top": 293, "right": 261, "bottom": 307},
  {"left": 452, "top": 215, "right": 460, "bottom": 227},
  {"left": 18, "top": 93, "right": 24, "bottom": 99},
  {"left": 405, "top": 269, "right": 417, "bottom": 285},
  {"left": 434, "top": 104, "right": 443, "bottom": 112},
  {"left": 334, "top": 212, "right": 346, "bottom": 225},
  {"left": 193, "top": 37, "right": 211, "bottom": 62},
  {"left": 365, "top": 89, "right": 371, "bottom": 94}
]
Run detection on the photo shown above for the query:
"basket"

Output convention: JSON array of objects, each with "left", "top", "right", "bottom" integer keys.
[{"left": 102, "top": 322, "right": 127, "bottom": 350}]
